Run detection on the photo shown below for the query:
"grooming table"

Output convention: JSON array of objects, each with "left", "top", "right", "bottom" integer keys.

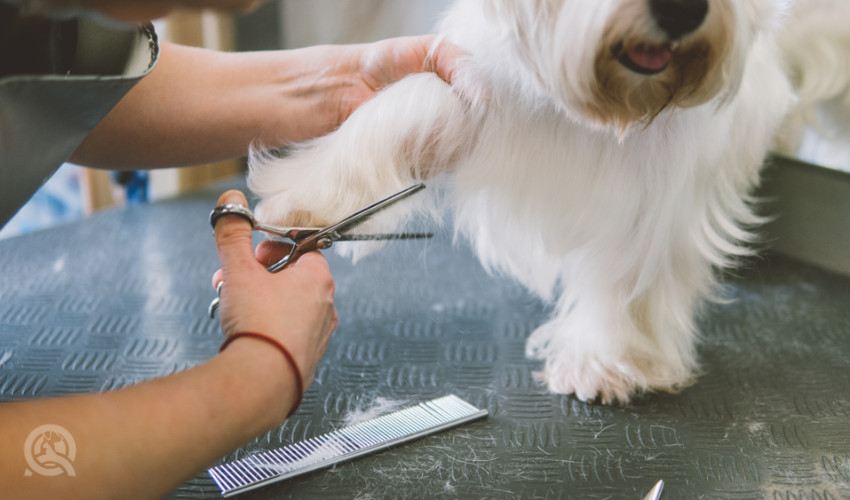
[{"left": 1, "top": 172, "right": 849, "bottom": 499}]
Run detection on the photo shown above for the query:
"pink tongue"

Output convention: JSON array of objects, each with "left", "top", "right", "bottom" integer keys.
[{"left": 626, "top": 44, "right": 672, "bottom": 71}]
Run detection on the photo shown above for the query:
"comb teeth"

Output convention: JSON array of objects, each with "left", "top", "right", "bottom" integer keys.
[{"left": 208, "top": 395, "right": 488, "bottom": 497}]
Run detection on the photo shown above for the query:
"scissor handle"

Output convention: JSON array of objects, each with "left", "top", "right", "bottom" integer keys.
[
  {"left": 210, "top": 203, "right": 256, "bottom": 229},
  {"left": 266, "top": 235, "right": 335, "bottom": 273},
  {"left": 266, "top": 245, "right": 298, "bottom": 273}
]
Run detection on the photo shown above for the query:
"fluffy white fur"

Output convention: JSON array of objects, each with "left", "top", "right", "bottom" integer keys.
[
  {"left": 248, "top": 0, "right": 840, "bottom": 403},
  {"left": 774, "top": 0, "right": 850, "bottom": 158}
]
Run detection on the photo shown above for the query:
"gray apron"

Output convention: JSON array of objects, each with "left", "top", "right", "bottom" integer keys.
[{"left": 0, "top": 11, "right": 159, "bottom": 228}]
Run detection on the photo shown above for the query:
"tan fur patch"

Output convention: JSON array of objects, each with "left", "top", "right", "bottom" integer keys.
[{"left": 587, "top": 0, "right": 737, "bottom": 129}]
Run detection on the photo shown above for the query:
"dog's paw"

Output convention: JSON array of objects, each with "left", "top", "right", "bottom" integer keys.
[
  {"left": 531, "top": 360, "right": 643, "bottom": 405},
  {"left": 526, "top": 320, "right": 695, "bottom": 404},
  {"left": 250, "top": 170, "right": 357, "bottom": 229},
  {"left": 249, "top": 153, "right": 417, "bottom": 233}
]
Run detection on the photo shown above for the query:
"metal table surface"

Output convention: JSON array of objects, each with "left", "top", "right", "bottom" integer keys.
[{"left": 1, "top": 180, "right": 849, "bottom": 499}]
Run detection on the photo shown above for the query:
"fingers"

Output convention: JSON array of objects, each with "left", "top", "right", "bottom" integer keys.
[
  {"left": 422, "top": 36, "right": 487, "bottom": 106},
  {"left": 214, "top": 235, "right": 330, "bottom": 298},
  {"left": 424, "top": 36, "right": 467, "bottom": 85},
  {"left": 289, "top": 248, "right": 332, "bottom": 275},
  {"left": 255, "top": 240, "right": 294, "bottom": 268},
  {"left": 213, "top": 190, "right": 258, "bottom": 272},
  {"left": 211, "top": 269, "right": 223, "bottom": 290},
  {"left": 218, "top": 241, "right": 327, "bottom": 283}
]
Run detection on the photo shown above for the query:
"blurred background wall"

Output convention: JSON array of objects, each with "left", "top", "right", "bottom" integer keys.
[{"left": 278, "top": 0, "right": 450, "bottom": 47}]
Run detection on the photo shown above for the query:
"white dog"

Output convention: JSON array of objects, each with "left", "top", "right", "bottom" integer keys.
[{"left": 248, "top": 0, "right": 842, "bottom": 403}]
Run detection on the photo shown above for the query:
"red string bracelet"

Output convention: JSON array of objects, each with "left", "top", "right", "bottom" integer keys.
[{"left": 220, "top": 332, "right": 304, "bottom": 418}]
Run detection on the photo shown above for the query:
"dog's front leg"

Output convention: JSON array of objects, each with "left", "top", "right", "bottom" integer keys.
[
  {"left": 248, "top": 72, "right": 475, "bottom": 251},
  {"left": 527, "top": 266, "right": 703, "bottom": 404}
]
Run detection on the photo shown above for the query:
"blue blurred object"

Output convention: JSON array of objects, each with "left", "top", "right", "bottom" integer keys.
[
  {"left": 1, "top": 166, "right": 151, "bottom": 240},
  {"left": 112, "top": 170, "right": 149, "bottom": 205},
  {"left": 0, "top": 164, "right": 84, "bottom": 239}
]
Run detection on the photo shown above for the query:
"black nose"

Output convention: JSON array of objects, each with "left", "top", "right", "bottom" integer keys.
[{"left": 649, "top": 0, "right": 709, "bottom": 39}]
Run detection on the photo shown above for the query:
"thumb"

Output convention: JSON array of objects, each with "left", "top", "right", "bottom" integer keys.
[
  {"left": 426, "top": 38, "right": 465, "bottom": 85},
  {"left": 213, "top": 190, "right": 258, "bottom": 272},
  {"left": 424, "top": 38, "right": 485, "bottom": 105}
]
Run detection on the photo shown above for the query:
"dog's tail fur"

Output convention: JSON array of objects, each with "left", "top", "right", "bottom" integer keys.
[{"left": 775, "top": 0, "right": 850, "bottom": 157}]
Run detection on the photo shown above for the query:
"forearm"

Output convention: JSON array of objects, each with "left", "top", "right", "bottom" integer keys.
[
  {"left": 0, "top": 338, "right": 297, "bottom": 500},
  {"left": 71, "top": 41, "right": 364, "bottom": 169}
]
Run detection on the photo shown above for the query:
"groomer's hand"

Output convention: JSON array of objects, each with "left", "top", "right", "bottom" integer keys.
[
  {"left": 74, "top": 35, "right": 471, "bottom": 168},
  {"left": 333, "top": 35, "right": 468, "bottom": 123},
  {"left": 211, "top": 190, "right": 337, "bottom": 389}
]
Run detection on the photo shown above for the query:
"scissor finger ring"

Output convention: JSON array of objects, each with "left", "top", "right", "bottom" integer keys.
[
  {"left": 208, "top": 280, "right": 225, "bottom": 318},
  {"left": 210, "top": 203, "right": 255, "bottom": 229}
]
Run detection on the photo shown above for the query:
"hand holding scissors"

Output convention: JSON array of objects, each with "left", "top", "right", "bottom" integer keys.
[{"left": 208, "top": 184, "right": 430, "bottom": 317}]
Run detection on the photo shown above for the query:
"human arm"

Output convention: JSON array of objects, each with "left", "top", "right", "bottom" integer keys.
[
  {"left": 71, "top": 36, "right": 464, "bottom": 169},
  {"left": 0, "top": 190, "right": 337, "bottom": 500}
]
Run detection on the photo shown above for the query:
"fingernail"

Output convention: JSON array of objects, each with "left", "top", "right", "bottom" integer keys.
[{"left": 218, "top": 189, "right": 247, "bottom": 206}]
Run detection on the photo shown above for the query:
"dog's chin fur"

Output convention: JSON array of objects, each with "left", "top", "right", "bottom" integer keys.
[{"left": 248, "top": 0, "right": 834, "bottom": 404}]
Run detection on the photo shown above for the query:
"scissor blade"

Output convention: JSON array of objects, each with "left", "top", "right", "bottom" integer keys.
[
  {"left": 317, "top": 183, "right": 427, "bottom": 240},
  {"left": 333, "top": 232, "right": 433, "bottom": 241}
]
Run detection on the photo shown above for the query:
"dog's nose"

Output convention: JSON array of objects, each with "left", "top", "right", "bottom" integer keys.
[{"left": 649, "top": 0, "right": 709, "bottom": 39}]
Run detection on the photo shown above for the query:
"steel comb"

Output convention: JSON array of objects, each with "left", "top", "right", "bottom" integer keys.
[{"left": 208, "top": 394, "right": 488, "bottom": 497}]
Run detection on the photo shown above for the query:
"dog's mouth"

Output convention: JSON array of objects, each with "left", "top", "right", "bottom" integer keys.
[{"left": 615, "top": 41, "right": 673, "bottom": 75}]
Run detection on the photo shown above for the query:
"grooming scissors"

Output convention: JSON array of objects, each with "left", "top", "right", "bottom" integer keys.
[{"left": 207, "top": 183, "right": 430, "bottom": 318}]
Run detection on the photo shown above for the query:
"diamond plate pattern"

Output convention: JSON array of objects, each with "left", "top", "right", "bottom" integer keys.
[{"left": 1, "top": 180, "right": 849, "bottom": 499}]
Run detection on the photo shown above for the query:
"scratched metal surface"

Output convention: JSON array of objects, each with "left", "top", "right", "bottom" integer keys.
[{"left": 1, "top": 180, "right": 849, "bottom": 499}]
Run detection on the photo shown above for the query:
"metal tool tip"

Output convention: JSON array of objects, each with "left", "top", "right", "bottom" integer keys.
[{"left": 643, "top": 479, "right": 664, "bottom": 500}]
